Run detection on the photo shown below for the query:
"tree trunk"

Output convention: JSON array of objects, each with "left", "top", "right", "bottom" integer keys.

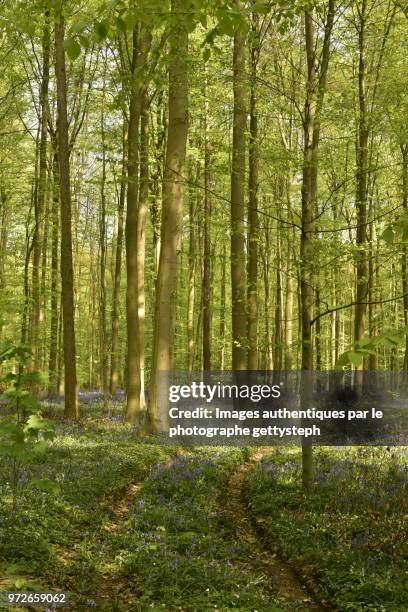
[
  {"left": 149, "top": 0, "right": 188, "bottom": 432},
  {"left": 31, "top": 14, "right": 50, "bottom": 370},
  {"left": 0, "top": 187, "right": 8, "bottom": 340},
  {"left": 354, "top": 0, "right": 369, "bottom": 363},
  {"left": 231, "top": 0, "right": 247, "bottom": 371},
  {"left": 284, "top": 249, "right": 293, "bottom": 370},
  {"left": 54, "top": 11, "right": 78, "bottom": 419},
  {"left": 136, "top": 89, "right": 149, "bottom": 412},
  {"left": 247, "top": 11, "right": 259, "bottom": 370},
  {"left": 48, "top": 146, "right": 60, "bottom": 395},
  {"left": 187, "top": 169, "right": 196, "bottom": 373},
  {"left": 401, "top": 145, "right": 408, "bottom": 368},
  {"left": 125, "top": 26, "right": 151, "bottom": 423},
  {"left": 273, "top": 232, "right": 282, "bottom": 370},
  {"left": 202, "top": 81, "right": 212, "bottom": 371},
  {"left": 110, "top": 120, "right": 127, "bottom": 395},
  {"left": 99, "top": 84, "right": 108, "bottom": 399},
  {"left": 219, "top": 243, "right": 226, "bottom": 370},
  {"left": 300, "top": 1, "right": 334, "bottom": 488}
]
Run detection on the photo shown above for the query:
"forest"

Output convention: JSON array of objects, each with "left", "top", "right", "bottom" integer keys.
[{"left": 0, "top": 0, "right": 407, "bottom": 610}]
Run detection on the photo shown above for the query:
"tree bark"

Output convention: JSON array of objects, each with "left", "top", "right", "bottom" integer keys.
[
  {"left": 187, "top": 167, "right": 196, "bottom": 373},
  {"left": 110, "top": 120, "right": 127, "bottom": 395},
  {"left": 31, "top": 15, "right": 50, "bottom": 370},
  {"left": 401, "top": 145, "right": 408, "bottom": 368},
  {"left": 54, "top": 10, "right": 78, "bottom": 419},
  {"left": 48, "top": 145, "right": 60, "bottom": 395},
  {"left": 300, "top": 1, "right": 335, "bottom": 488},
  {"left": 231, "top": 0, "right": 248, "bottom": 371},
  {"left": 149, "top": 0, "right": 188, "bottom": 432},
  {"left": 136, "top": 89, "right": 149, "bottom": 412},
  {"left": 99, "top": 79, "right": 108, "bottom": 399},
  {"left": 247, "top": 10, "right": 259, "bottom": 370},
  {"left": 354, "top": 0, "right": 369, "bottom": 361},
  {"left": 125, "top": 26, "right": 151, "bottom": 423},
  {"left": 202, "top": 80, "right": 212, "bottom": 371}
]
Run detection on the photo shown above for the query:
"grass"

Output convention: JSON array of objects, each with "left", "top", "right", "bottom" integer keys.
[
  {"left": 0, "top": 402, "right": 174, "bottom": 608},
  {"left": 0, "top": 402, "right": 279, "bottom": 611},
  {"left": 1, "top": 399, "right": 407, "bottom": 611},
  {"left": 106, "top": 449, "right": 279, "bottom": 611},
  {"left": 245, "top": 446, "right": 408, "bottom": 612}
]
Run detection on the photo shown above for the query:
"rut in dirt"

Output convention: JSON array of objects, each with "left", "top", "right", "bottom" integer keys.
[{"left": 222, "top": 450, "right": 329, "bottom": 612}]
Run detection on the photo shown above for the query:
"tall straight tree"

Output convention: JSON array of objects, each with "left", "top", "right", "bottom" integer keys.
[
  {"left": 54, "top": 4, "right": 78, "bottom": 418},
  {"left": 125, "top": 25, "right": 152, "bottom": 423},
  {"left": 300, "top": 0, "right": 335, "bottom": 487},
  {"left": 247, "top": 9, "right": 260, "bottom": 370},
  {"left": 136, "top": 89, "right": 150, "bottom": 412},
  {"left": 110, "top": 120, "right": 127, "bottom": 395},
  {"left": 354, "top": 0, "right": 395, "bottom": 363},
  {"left": 231, "top": 0, "right": 248, "bottom": 371},
  {"left": 31, "top": 13, "right": 50, "bottom": 369},
  {"left": 202, "top": 78, "right": 212, "bottom": 371},
  {"left": 354, "top": 0, "right": 369, "bottom": 362},
  {"left": 48, "top": 141, "right": 60, "bottom": 395},
  {"left": 149, "top": 0, "right": 189, "bottom": 432}
]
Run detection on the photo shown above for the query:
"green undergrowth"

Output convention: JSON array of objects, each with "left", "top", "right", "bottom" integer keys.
[
  {"left": 245, "top": 446, "right": 408, "bottom": 612},
  {"left": 0, "top": 408, "right": 174, "bottom": 608},
  {"left": 104, "top": 447, "right": 280, "bottom": 611},
  {"left": 0, "top": 403, "right": 281, "bottom": 611}
]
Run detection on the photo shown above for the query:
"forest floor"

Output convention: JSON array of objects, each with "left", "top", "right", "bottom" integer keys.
[{"left": 0, "top": 399, "right": 407, "bottom": 611}]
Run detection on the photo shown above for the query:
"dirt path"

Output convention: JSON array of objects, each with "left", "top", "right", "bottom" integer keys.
[
  {"left": 94, "top": 479, "right": 146, "bottom": 610},
  {"left": 222, "top": 449, "right": 328, "bottom": 611}
]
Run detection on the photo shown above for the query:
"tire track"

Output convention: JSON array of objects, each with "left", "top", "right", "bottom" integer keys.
[{"left": 222, "top": 449, "right": 329, "bottom": 611}]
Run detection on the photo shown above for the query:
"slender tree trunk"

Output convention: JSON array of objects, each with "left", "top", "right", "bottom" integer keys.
[
  {"left": 368, "top": 198, "right": 378, "bottom": 369},
  {"left": 262, "top": 235, "right": 273, "bottom": 370},
  {"left": 40, "top": 169, "right": 50, "bottom": 370},
  {"left": 187, "top": 170, "right": 196, "bottom": 373},
  {"left": 284, "top": 262, "right": 293, "bottom": 370},
  {"left": 219, "top": 243, "right": 226, "bottom": 370},
  {"left": 400, "top": 145, "right": 408, "bottom": 368},
  {"left": 54, "top": 11, "right": 78, "bottom": 418},
  {"left": 231, "top": 0, "right": 247, "bottom": 370},
  {"left": 354, "top": 0, "right": 369, "bottom": 363},
  {"left": 136, "top": 89, "right": 149, "bottom": 412},
  {"left": 202, "top": 81, "right": 212, "bottom": 370},
  {"left": 149, "top": 0, "right": 188, "bottom": 432},
  {"left": 0, "top": 187, "right": 8, "bottom": 340},
  {"left": 57, "top": 294, "right": 63, "bottom": 395},
  {"left": 99, "top": 88, "right": 108, "bottom": 399},
  {"left": 110, "top": 121, "right": 127, "bottom": 395},
  {"left": 273, "top": 232, "right": 282, "bottom": 370},
  {"left": 151, "top": 91, "right": 166, "bottom": 275},
  {"left": 125, "top": 26, "right": 151, "bottom": 423},
  {"left": 330, "top": 272, "right": 338, "bottom": 368},
  {"left": 247, "top": 11, "right": 259, "bottom": 370},
  {"left": 315, "top": 288, "right": 322, "bottom": 370},
  {"left": 31, "top": 14, "right": 50, "bottom": 370},
  {"left": 48, "top": 147, "right": 60, "bottom": 395},
  {"left": 300, "top": 1, "right": 334, "bottom": 488}
]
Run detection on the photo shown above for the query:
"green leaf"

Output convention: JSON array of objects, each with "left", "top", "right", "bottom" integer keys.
[
  {"left": 94, "top": 20, "right": 109, "bottom": 43},
  {"left": 122, "top": 11, "right": 137, "bottom": 30},
  {"left": 203, "top": 47, "right": 211, "bottom": 62},
  {"left": 64, "top": 38, "right": 81, "bottom": 61},
  {"left": 253, "top": 1, "right": 271, "bottom": 15},
  {"left": 79, "top": 34, "right": 91, "bottom": 49},
  {"left": 31, "top": 478, "right": 60, "bottom": 495},
  {"left": 382, "top": 226, "right": 395, "bottom": 244}
]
